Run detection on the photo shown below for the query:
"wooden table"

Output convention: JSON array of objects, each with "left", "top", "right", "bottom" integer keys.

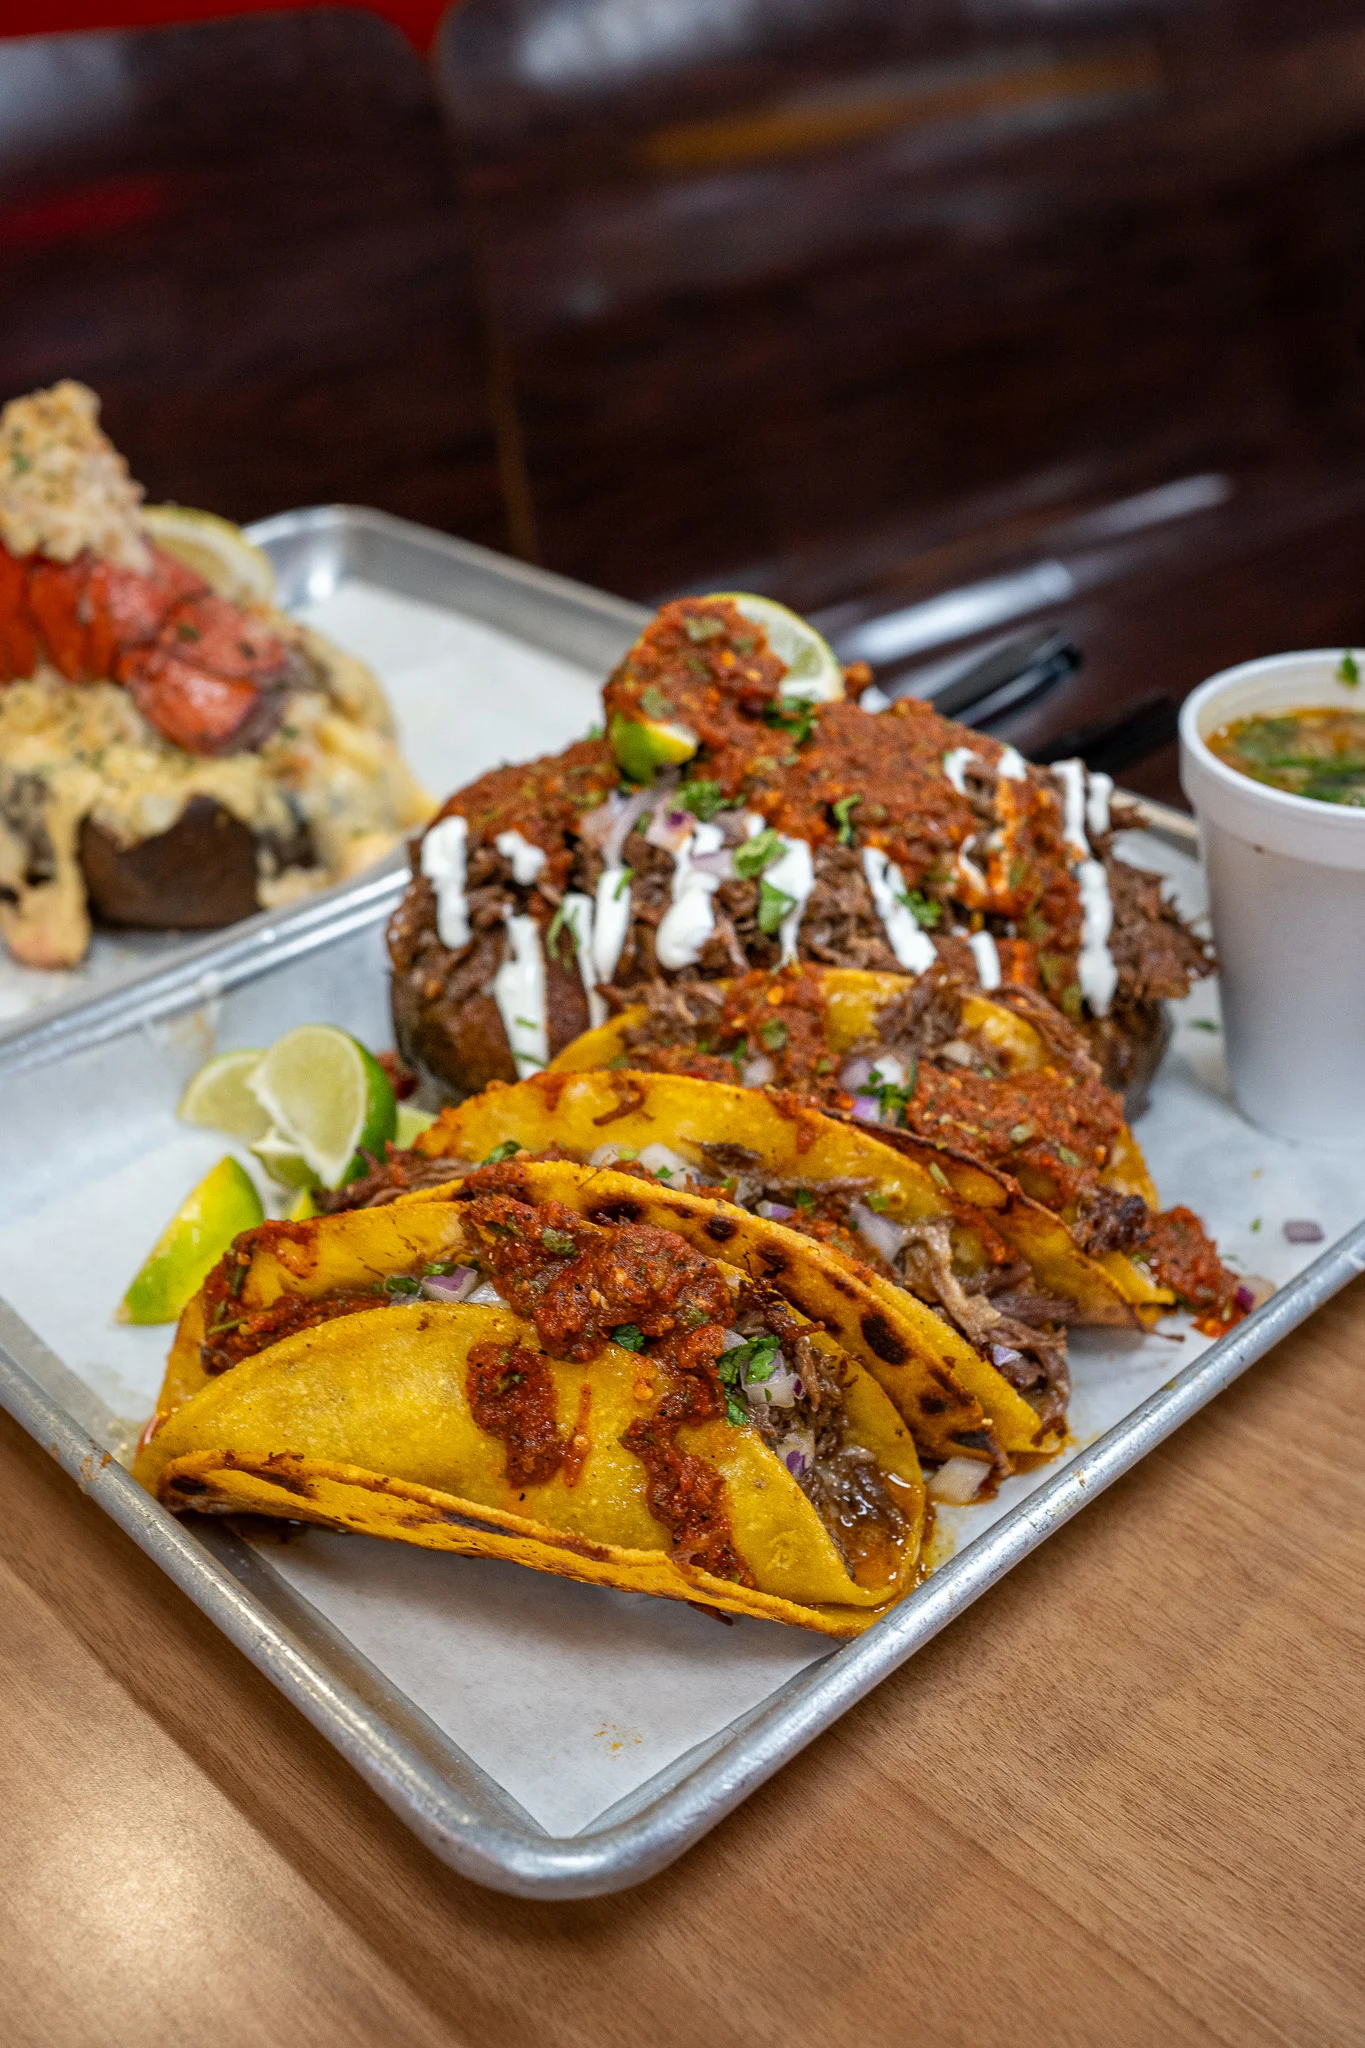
[{"left": 3, "top": 1280, "right": 1362, "bottom": 2047}]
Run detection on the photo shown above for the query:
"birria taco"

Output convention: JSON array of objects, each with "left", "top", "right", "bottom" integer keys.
[{"left": 137, "top": 1160, "right": 951, "bottom": 1635}]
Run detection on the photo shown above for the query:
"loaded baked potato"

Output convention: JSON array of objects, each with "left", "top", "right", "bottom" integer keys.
[
  {"left": 0, "top": 381, "right": 430, "bottom": 968},
  {"left": 388, "top": 595, "right": 1209, "bottom": 1114}
]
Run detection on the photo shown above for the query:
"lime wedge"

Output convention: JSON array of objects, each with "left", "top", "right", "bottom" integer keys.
[
  {"left": 177, "top": 1048, "right": 270, "bottom": 1144},
  {"left": 142, "top": 504, "right": 276, "bottom": 606},
  {"left": 250, "top": 1127, "right": 319, "bottom": 1190},
  {"left": 119, "top": 1156, "right": 264, "bottom": 1325},
  {"left": 396, "top": 1103, "right": 436, "bottom": 1147},
  {"left": 247, "top": 1024, "right": 396, "bottom": 1187},
  {"left": 288, "top": 1187, "right": 318, "bottom": 1221},
  {"left": 608, "top": 709, "right": 699, "bottom": 782},
  {"left": 710, "top": 593, "right": 845, "bottom": 702}
]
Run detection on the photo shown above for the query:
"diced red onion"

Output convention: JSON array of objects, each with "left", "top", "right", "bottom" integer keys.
[
  {"left": 778, "top": 1427, "right": 815, "bottom": 1477},
  {"left": 687, "top": 845, "right": 735, "bottom": 878},
  {"left": 645, "top": 805, "right": 695, "bottom": 855},
  {"left": 420, "top": 1267, "right": 478, "bottom": 1302},
  {"left": 744, "top": 1353, "right": 799, "bottom": 1408},
  {"left": 756, "top": 1199, "right": 795, "bottom": 1221},
  {"left": 1283, "top": 1219, "right": 1324, "bottom": 1244},
  {"left": 1234, "top": 1284, "right": 1255, "bottom": 1312},
  {"left": 583, "top": 782, "right": 660, "bottom": 864},
  {"left": 851, "top": 1093, "right": 881, "bottom": 1123},
  {"left": 990, "top": 1343, "right": 1024, "bottom": 1370},
  {"left": 841, "top": 1054, "right": 874, "bottom": 1092},
  {"left": 850, "top": 1199, "right": 908, "bottom": 1265}
]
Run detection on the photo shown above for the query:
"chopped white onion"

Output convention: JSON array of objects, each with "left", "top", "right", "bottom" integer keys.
[
  {"left": 467, "top": 1280, "right": 503, "bottom": 1307},
  {"left": 850, "top": 1199, "right": 909, "bottom": 1264},
  {"left": 740, "top": 1053, "right": 776, "bottom": 1087},
  {"left": 927, "top": 1456, "right": 990, "bottom": 1505}
]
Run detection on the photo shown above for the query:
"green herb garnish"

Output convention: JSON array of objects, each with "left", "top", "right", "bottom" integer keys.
[
  {"left": 1339, "top": 651, "right": 1359, "bottom": 685},
  {"left": 763, "top": 695, "right": 818, "bottom": 746},
  {"left": 899, "top": 889, "right": 942, "bottom": 929},
  {"left": 612, "top": 1323, "right": 646, "bottom": 1351},
  {"left": 640, "top": 686, "right": 673, "bottom": 719},
  {"left": 759, "top": 1017, "right": 788, "bottom": 1053},
  {"left": 717, "top": 1334, "right": 782, "bottom": 1386},
  {"left": 758, "top": 878, "right": 796, "bottom": 935},
  {"left": 481, "top": 1140, "right": 521, "bottom": 1164},
  {"left": 541, "top": 1226, "right": 578, "bottom": 1256},
  {"left": 733, "top": 827, "right": 783, "bottom": 880},
  {"left": 1056, "top": 1146, "right": 1082, "bottom": 1168},
  {"left": 679, "top": 779, "right": 726, "bottom": 821},
  {"left": 683, "top": 613, "right": 726, "bottom": 643},
  {"left": 794, "top": 1188, "right": 816, "bottom": 1210},
  {"left": 832, "top": 794, "right": 862, "bottom": 845},
  {"left": 423, "top": 1261, "right": 457, "bottom": 1275},
  {"left": 614, "top": 866, "right": 634, "bottom": 899},
  {"left": 384, "top": 1273, "right": 422, "bottom": 1297}
]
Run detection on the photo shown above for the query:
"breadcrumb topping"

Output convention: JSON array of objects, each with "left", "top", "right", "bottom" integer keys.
[{"left": 0, "top": 381, "right": 150, "bottom": 571}]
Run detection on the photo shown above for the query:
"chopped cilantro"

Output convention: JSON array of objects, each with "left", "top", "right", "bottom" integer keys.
[
  {"left": 899, "top": 889, "right": 942, "bottom": 930},
  {"left": 832, "top": 793, "right": 862, "bottom": 845},
  {"left": 679, "top": 779, "right": 726, "bottom": 821},
  {"left": 1056, "top": 1145, "right": 1082, "bottom": 1168},
  {"left": 759, "top": 1016, "right": 788, "bottom": 1053},
  {"left": 384, "top": 1273, "right": 422, "bottom": 1297},
  {"left": 612, "top": 1323, "right": 646, "bottom": 1351},
  {"left": 794, "top": 1188, "right": 816, "bottom": 1210},
  {"left": 585, "top": 721, "right": 605, "bottom": 740},
  {"left": 613, "top": 866, "right": 634, "bottom": 899},
  {"left": 683, "top": 613, "right": 726, "bottom": 643},
  {"left": 1009, "top": 1122, "right": 1035, "bottom": 1145},
  {"left": 545, "top": 900, "right": 568, "bottom": 962},
  {"left": 865, "top": 1190, "right": 890, "bottom": 1213},
  {"left": 763, "top": 695, "right": 818, "bottom": 746},
  {"left": 423, "top": 1261, "right": 457, "bottom": 1275},
  {"left": 733, "top": 828, "right": 783, "bottom": 880},
  {"left": 725, "top": 1394, "right": 751, "bottom": 1428},
  {"left": 872, "top": 1058, "right": 917, "bottom": 1125},
  {"left": 758, "top": 878, "right": 796, "bottom": 935},
  {"left": 928, "top": 1162, "right": 950, "bottom": 1190},
  {"left": 1189, "top": 1019, "right": 1220, "bottom": 1033},
  {"left": 175, "top": 622, "right": 201, "bottom": 642},
  {"left": 640, "top": 686, "right": 673, "bottom": 719},
  {"left": 1250, "top": 1217, "right": 1262, "bottom": 1233},
  {"left": 717, "top": 1334, "right": 781, "bottom": 1386},
  {"left": 1339, "top": 651, "right": 1360, "bottom": 686},
  {"left": 9, "top": 450, "right": 32, "bottom": 476},
  {"left": 815, "top": 1056, "right": 833, "bottom": 1074},
  {"left": 480, "top": 1140, "right": 521, "bottom": 1164},
  {"left": 541, "top": 1226, "right": 578, "bottom": 1256}
]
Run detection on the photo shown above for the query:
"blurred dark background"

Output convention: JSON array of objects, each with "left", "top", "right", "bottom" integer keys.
[{"left": 6, "top": 1, "right": 1365, "bottom": 804}]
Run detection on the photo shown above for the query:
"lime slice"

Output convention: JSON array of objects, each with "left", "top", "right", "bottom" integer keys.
[
  {"left": 248, "top": 1024, "right": 396, "bottom": 1187},
  {"left": 177, "top": 1048, "right": 270, "bottom": 1144},
  {"left": 142, "top": 504, "right": 277, "bottom": 606},
  {"left": 119, "top": 1156, "right": 264, "bottom": 1325},
  {"left": 396, "top": 1103, "right": 436, "bottom": 1147},
  {"left": 710, "top": 593, "right": 845, "bottom": 702},
  {"left": 288, "top": 1187, "right": 318, "bottom": 1221},
  {"left": 250, "top": 1127, "right": 319, "bottom": 1190},
  {"left": 607, "top": 708, "right": 699, "bottom": 782}
]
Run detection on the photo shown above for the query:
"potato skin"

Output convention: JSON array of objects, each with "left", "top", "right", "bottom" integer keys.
[{"left": 78, "top": 794, "right": 262, "bottom": 929}]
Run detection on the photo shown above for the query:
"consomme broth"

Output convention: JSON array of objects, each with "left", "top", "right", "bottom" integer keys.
[{"left": 1206, "top": 706, "right": 1365, "bottom": 806}]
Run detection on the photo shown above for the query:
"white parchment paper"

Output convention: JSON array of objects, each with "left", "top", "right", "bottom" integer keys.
[{"left": 4, "top": 581, "right": 1363, "bottom": 1836}]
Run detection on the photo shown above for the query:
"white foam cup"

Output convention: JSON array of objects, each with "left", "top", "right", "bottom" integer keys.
[{"left": 1179, "top": 651, "right": 1365, "bottom": 1146}]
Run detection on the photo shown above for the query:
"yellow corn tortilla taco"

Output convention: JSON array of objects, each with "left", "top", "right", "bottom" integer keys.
[
  {"left": 136, "top": 1169, "right": 932, "bottom": 1636},
  {"left": 395, "top": 1106, "right": 1066, "bottom": 1456}
]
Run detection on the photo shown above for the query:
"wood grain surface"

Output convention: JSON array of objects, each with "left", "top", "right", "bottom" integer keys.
[{"left": 1, "top": 1277, "right": 1362, "bottom": 2047}]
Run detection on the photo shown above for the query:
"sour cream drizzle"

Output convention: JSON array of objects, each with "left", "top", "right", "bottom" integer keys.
[
  {"left": 419, "top": 814, "right": 470, "bottom": 950},
  {"left": 862, "top": 846, "right": 937, "bottom": 973},
  {"left": 656, "top": 820, "right": 726, "bottom": 970},
  {"left": 942, "top": 746, "right": 975, "bottom": 793},
  {"left": 1052, "top": 756, "right": 1117, "bottom": 1015},
  {"left": 996, "top": 744, "right": 1027, "bottom": 780},
  {"left": 743, "top": 812, "right": 814, "bottom": 966},
  {"left": 494, "top": 828, "right": 547, "bottom": 885},
  {"left": 558, "top": 889, "right": 605, "bottom": 1028},
  {"left": 592, "top": 866, "right": 632, "bottom": 983},
  {"left": 1085, "top": 770, "right": 1113, "bottom": 840},
  {"left": 492, "top": 911, "right": 548, "bottom": 1076},
  {"left": 968, "top": 929, "right": 1001, "bottom": 990}
]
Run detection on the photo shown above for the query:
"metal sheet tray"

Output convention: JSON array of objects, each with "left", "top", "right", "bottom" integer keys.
[{"left": 2, "top": 506, "right": 1362, "bottom": 1898}]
